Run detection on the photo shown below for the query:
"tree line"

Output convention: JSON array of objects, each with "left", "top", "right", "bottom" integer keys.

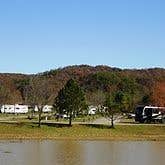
[{"left": 0, "top": 65, "right": 165, "bottom": 127}]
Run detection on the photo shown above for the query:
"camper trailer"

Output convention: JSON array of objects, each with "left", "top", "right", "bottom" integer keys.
[
  {"left": 135, "top": 105, "right": 165, "bottom": 123},
  {"left": 14, "top": 104, "right": 28, "bottom": 114},
  {"left": 1, "top": 105, "right": 15, "bottom": 113},
  {"left": 1, "top": 104, "right": 28, "bottom": 114},
  {"left": 34, "top": 105, "right": 53, "bottom": 113},
  {"left": 42, "top": 105, "right": 53, "bottom": 113},
  {"left": 88, "top": 106, "right": 97, "bottom": 115}
]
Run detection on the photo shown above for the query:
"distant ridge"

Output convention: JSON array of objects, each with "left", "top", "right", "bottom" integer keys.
[{"left": 0, "top": 65, "right": 165, "bottom": 105}]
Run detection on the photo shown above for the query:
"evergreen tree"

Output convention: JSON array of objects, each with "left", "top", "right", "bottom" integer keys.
[{"left": 54, "top": 79, "right": 86, "bottom": 126}]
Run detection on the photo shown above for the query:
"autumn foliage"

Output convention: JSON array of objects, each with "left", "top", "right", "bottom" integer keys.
[
  {"left": 152, "top": 82, "right": 165, "bottom": 107},
  {"left": 0, "top": 65, "right": 164, "bottom": 110}
]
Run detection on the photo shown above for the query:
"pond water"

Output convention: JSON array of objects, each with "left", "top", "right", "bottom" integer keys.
[{"left": 0, "top": 141, "right": 164, "bottom": 165}]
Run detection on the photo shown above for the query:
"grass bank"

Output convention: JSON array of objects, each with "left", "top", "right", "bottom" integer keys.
[{"left": 0, "top": 122, "right": 164, "bottom": 141}]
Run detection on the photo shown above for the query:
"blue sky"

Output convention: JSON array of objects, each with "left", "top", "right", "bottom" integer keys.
[{"left": 0, "top": 0, "right": 164, "bottom": 74}]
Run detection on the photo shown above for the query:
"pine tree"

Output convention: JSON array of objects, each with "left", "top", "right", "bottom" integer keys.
[{"left": 54, "top": 79, "right": 86, "bottom": 126}]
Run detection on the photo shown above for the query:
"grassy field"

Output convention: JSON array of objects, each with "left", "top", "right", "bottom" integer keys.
[{"left": 0, "top": 122, "right": 164, "bottom": 141}]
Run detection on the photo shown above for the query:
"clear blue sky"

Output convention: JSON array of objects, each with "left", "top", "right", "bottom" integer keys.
[{"left": 0, "top": 0, "right": 164, "bottom": 74}]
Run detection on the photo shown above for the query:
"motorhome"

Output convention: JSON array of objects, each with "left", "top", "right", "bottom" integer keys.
[{"left": 135, "top": 105, "right": 165, "bottom": 123}]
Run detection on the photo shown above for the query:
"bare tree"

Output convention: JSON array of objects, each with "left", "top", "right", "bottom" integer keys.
[
  {"left": 0, "top": 84, "right": 10, "bottom": 112},
  {"left": 104, "top": 93, "right": 121, "bottom": 128},
  {"left": 86, "top": 90, "right": 106, "bottom": 107},
  {"left": 27, "top": 76, "right": 53, "bottom": 127},
  {"left": 14, "top": 78, "right": 30, "bottom": 104}
]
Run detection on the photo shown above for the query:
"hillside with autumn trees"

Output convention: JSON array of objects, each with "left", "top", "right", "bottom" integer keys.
[{"left": 0, "top": 65, "right": 165, "bottom": 111}]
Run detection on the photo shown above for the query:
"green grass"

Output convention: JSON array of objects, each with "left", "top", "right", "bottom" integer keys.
[{"left": 0, "top": 122, "right": 164, "bottom": 141}]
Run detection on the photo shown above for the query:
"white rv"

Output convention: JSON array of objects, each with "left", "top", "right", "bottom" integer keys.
[
  {"left": 14, "top": 104, "right": 28, "bottom": 114},
  {"left": 135, "top": 105, "right": 165, "bottom": 123},
  {"left": 34, "top": 105, "right": 53, "bottom": 113},
  {"left": 43, "top": 105, "right": 53, "bottom": 113},
  {"left": 1, "top": 105, "right": 15, "bottom": 113},
  {"left": 1, "top": 104, "right": 28, "bottom": 114},
  {"left": 88, "top": 106, "right": 97, "bottom": 115}
]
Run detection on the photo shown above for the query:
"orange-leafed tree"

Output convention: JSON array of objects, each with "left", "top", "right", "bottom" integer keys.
[{"left": 152, "top": 82, "right": 165, "bottom": 107}]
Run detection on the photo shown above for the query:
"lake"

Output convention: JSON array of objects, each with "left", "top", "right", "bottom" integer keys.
[{"left": 0, "top": 141, "right": 164, "bottom": 165}]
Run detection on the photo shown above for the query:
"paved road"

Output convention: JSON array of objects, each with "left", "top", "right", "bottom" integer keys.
[
  {"left": 88, "top": 117, "right": 110, "bottom": 125},
  {"left": 87, "top": 117, "right": 165, "bottom": 126}
]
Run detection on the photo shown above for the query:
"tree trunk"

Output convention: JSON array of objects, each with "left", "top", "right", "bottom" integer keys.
[
  {"left": 111, "top": 113, "right": 114, "bottom": 128},
  {"left": 0, "top": 105, "right": 2, "bottom": 113},
  {"left": 38, "top": 107, "right": 42, "bottom": 128},
  {"left": 69, "top": 113, "right": 72, "bottom": 126}
]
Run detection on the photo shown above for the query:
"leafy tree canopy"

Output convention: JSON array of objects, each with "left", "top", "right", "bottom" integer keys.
[{"left": 54, "top": 79, "right": 86, "bottom": 126}]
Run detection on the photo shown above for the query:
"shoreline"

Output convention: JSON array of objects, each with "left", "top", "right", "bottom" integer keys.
[{"left": 0, "top": 137, "right": 164, "bottom": 141}]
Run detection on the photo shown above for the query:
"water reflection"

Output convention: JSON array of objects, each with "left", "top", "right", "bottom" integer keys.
[
  {"left": 54, "top": 141, "right": 83, "bottom": 165},
  {"left": 0, "top": 141, "right": 164, "bottom": 165}
]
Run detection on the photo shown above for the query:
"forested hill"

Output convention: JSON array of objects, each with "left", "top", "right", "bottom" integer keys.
[{"left": 0, "top": 65, "right": 165, "bottom": 107}]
